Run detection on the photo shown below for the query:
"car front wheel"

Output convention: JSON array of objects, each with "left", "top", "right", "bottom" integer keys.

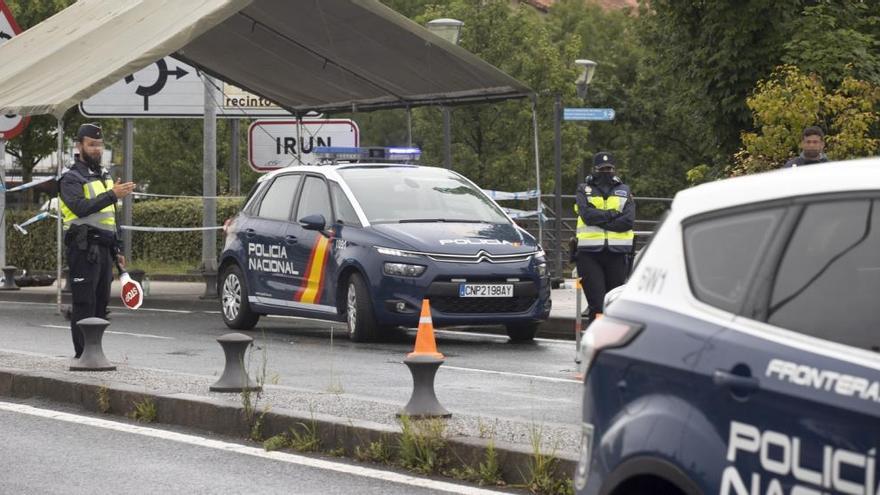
[
  {"left": 346, "top": 273, "right": 379, "bottom": 342},
  {"left": 220, "top": 264, "right": 259, "bottom": 330}
]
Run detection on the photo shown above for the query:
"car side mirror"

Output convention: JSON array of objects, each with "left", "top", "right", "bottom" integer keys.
[{"left": 299, "top": 214, "right": 327, "bottom": 232}]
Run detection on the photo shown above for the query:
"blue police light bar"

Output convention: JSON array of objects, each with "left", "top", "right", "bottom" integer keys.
[{"left": 314, "top": 146, "right": 421, "bottom": 163}]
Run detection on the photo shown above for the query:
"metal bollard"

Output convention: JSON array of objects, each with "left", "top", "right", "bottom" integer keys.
[
  {"left": 209, "top": 333, "right": 260, "bottom": 392},
  {"left": 70, "top": 317, "right": 116, "bottom": 371},
  {"left": 398, "top": 354, "right": 451, "bottom": 418},
  {"left": 200, "top": 270, "right": 218, "bottom": 299},
  {"left": 0, "top": 266, "right": 20, "bottom": 291}
]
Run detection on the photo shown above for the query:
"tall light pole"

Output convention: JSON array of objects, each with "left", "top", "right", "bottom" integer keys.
[
  {"left": 427, "top": 18, "right": 464, "bottom": 168},
  {"left": 554, "top": 59, "right": 597, "bottom": 279}
]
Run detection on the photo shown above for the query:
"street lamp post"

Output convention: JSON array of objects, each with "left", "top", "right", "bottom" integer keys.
[
  {"left": 427, "top": 18, "right": 464, "bottom": 168},
  {"left": 554, "top": 59, "right": 597, "bottom": 280}
]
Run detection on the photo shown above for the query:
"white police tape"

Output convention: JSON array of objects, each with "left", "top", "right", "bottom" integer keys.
[
  {"left": 132, "top": 192, "right": 243, "bottom": 200},
  {"left": 13, "top": 211, "right": 56, "bottom": 235},
  {"left": 482, "top": 189, "right": 540, "bottom": 201},
  {"left": 120, "top": 225, "right": 224, "bottom": 232},
  {"left": 4, "top": 176, "right": 56, "bottom": 193},
  {"left": 502, "top": 207, "right": 548, "bottom": 221}
]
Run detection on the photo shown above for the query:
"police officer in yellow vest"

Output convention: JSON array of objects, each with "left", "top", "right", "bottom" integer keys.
[
  {"left": 574, "top": 152, "right": 634, "bottom": 322},
  {"left": 59, "top": 123, "right": 135, "bottom": 358}
]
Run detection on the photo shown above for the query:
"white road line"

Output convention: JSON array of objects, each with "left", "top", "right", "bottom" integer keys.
[
  {"left": 443, "top": 365, "right": 581, "bottom": 384},
  {"left": 0, "top": 301, "right": 193, "bottom": 315},
  {"left": 38, "top": 325, "right": 174, "bottom": 340},
  {"left": 0, "top": 401, "right": 510, "bottom": 495}
]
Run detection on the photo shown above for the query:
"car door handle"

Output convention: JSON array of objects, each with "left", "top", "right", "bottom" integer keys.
[
  {"left": 713, "top": 369, "right": 760, "bottom": 395},
  {"left": 284, "top": 235, "right": 298, "bottom": 244},
  {"left": 244, "top": 228, "right": 256, "bottom": 238}
]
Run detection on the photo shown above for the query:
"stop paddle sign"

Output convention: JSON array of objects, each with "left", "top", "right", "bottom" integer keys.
[{"left": 119, "top": 272, "right": 143, "bottom": 310}]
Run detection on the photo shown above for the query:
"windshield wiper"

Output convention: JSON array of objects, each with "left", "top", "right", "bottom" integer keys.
[{"left": 398, "top": 218, "right": 484, "bottom": 223}]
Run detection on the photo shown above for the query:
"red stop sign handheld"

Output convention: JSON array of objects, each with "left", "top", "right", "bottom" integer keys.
[{"left": 119, "top": 272, "right": 143, "bottom": 310}]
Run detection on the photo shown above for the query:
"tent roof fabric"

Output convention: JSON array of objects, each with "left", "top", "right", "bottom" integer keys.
[
  {"left": 0, "top": 0, "right": 250, "bottom": 117},
  {"left": 0, "top": 0, "right": 532, "bottom": 119},
  {"left": 177, "top": 0, "right": 532, "bottom": 114}
]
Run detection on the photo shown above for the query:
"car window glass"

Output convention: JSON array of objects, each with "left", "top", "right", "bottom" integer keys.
[
  {"left": 337, "top": 167, "right": 508, "bottom": 224},
  {"left": 684, "top": 209, "right": 784, "bottom": 313},
  {"left": 768, "top": 199, "right": 879, "bottom": 350},
  {"left": 257, "top": 174, "right": 300, "bottom": 220},
  {"left": 297, "top": 176, "right": 333, "bottom": 222},
  {"left": 331, "top": 183, "right": 361, "bottom": 227}
]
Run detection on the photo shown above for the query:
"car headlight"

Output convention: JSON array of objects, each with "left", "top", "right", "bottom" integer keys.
[
  {"left": 536, "top": 262, "right": 547, "bottom": 277},
  {"left": 376, "top": 246, "right": 420, "bottom": 258},
  {"left": 383, "top": 262, "right": 426, "bottom": 277}
]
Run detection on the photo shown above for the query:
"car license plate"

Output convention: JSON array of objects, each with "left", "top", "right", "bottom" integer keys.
[{"left": 458, "top": 284, "right": 513, "bottom": 298}]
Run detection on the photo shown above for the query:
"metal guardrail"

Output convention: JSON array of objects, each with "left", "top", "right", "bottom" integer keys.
[{"left": 514, "top": 195, "right": 672, "bottom": 279}]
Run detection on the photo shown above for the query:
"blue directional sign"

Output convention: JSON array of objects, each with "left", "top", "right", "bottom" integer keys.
[{"left": 563, "top": 108, "right": 615, "bottom": 121}]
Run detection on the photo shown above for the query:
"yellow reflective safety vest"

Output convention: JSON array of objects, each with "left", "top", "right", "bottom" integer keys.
[
  {"left": 574, "top": 181, "right": 634, "bottom": 253},
  {"left": 58, "top": 168, "right": 117, "bottom": 233}
]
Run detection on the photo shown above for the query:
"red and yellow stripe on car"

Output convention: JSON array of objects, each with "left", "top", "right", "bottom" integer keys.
[{"left": 295, "top": 236, "right": 331, "bottom": 304}]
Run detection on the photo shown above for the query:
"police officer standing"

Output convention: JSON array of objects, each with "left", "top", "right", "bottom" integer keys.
[
  {"left": 783, "top": 126, "right": 829, "bottom": 168},
  {"left": 574, "top": 152, "right": 634, "bottom": 322},
  {"left": 59, "top": 123, "right": 135, "bottom": 359}
]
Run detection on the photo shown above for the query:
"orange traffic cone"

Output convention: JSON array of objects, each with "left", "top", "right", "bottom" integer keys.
[
  {"left": 399, "top": 299, "right": 450, "bottom": 418},
  {"left": 408, "top": 299, "right": 444, "bottom": 360}
]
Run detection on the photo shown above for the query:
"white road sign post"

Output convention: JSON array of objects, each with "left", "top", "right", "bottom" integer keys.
[
  {"left": 248, "top": 120, "right": 360, "bottom": 172},
  {"left": 80, "top": 56, "right": 300, "bottom": 119}
]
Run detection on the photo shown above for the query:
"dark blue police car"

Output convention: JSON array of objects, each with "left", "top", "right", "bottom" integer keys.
[
  {"left": 218, "top": 147, "right": 551, "bottom": 342},
  {"left": 575, "top": 159, "right": 880, "bottom": 495}
]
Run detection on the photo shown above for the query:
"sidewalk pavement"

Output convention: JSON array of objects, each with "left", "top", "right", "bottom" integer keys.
[{"left": 0, "top": 279, "right": 586, "bottom": 340}]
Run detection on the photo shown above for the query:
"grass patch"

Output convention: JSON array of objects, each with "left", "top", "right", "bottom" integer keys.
[
  {"left": 523, "top": 424, "right": 571, "bottom": 495},
  {"left": 126, "top": 260, "right": 196, "bottom": 276},
  {"left": 354, "top": 438, "right": 394, "bottom": 464},
  {"left": 241, "top": 332, "right": 270, "bottom": 441},
  {"left": 263, "top": 434, "right": 288, "bottom": 452},
  {"left": 96, "top": 386, "right": 111, "bottom": 413},
  {"left": 398, "top": 415, "right": 448, "bottom": 475},
  {"left": 128, "top": 398, "right": 157, "bottom": 423}
]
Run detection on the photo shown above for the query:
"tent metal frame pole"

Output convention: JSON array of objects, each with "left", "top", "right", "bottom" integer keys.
[
  {"left": 56, "top": 118, "right": 63, "bottom": 314},
  {"left": 0, "top": 138, "right": 6, "bottom": 269},
  {"left": 230, "top": 119, "right": 240, "bottom": 195},
  {"left": 442, "top": 106, "right": 451, "bottom": 168},
  {"left": 122, "top": 118, "right": 134, "bottom": 263},
  {"left": 553, "top": 93, "right": 563, "bottom": 280},
  {"left": 406, "top": 107, "right": 413, "bottom": 147},
  {"left": 530, "top": 97, "right": 542, "bottom": 247},
  {"left": 202, "top": 75, "right": 218, "bottom": 275}
]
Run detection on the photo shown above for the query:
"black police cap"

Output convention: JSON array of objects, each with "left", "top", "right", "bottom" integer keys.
[
  {"left": 593, "top": 152, "right": 615, "bottom": 168},
  {"left": 76, "top": 123, "right": 103, "bottom": 141}
]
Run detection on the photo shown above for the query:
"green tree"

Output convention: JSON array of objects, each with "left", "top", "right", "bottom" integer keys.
[
  {"left": 731, "top": 65, "right": 880, "bottom": 175},
  {"left": 637, "top": 0, "right": 803, "bottom": 160},
  {"left": 782, "top": 0, "right": 880, "bottom": 86}
]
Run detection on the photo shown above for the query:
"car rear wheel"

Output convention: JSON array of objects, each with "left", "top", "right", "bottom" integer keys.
[
  {"left": 346, "top": 273, "right": 379, "bottom": 342},
  {"left": 505, "top": 322, "right": 538, "bottom": 342},
  {"left": 220, "top": 264, "right": 259, "bottom": 330}
]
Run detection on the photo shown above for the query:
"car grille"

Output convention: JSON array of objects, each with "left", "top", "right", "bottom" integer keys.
[
  {"left": 429, "top": 296, "right": 536, "bottom": 314},
  {"left": 425, "top": 250, "right": 533, "bottom": 264}
]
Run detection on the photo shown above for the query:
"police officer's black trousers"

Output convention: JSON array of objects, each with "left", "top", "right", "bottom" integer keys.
[
  {"left": 67, "top": 243, "right": 113, "bottom": 358},
  {"left": 576, "top": 250, "right": 628, "bottom": 317}
]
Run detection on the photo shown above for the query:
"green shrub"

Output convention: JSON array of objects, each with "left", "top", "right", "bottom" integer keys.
[{"left": 3, "top": 197, "right": 243, "bottom": 270}]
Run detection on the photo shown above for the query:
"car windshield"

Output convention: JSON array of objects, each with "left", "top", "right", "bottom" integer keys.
[{"left": 338, "top": 166, "right": 510, "bottom": 224}]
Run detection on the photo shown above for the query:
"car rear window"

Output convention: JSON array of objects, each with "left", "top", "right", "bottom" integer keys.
[
  {"left": 683, "top": 208, "right": 785, "bottom": 313},
  {"left": 767, "top": 199, "right": 880, "bottom": 350}
]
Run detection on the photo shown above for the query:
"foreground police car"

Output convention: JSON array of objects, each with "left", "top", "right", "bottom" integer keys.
[
  {"left": 218, "top": 147, "right": 550, "bottom": 342},
  {"left": 575, "top": 159, "right": 880, "bottom": 495}
]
